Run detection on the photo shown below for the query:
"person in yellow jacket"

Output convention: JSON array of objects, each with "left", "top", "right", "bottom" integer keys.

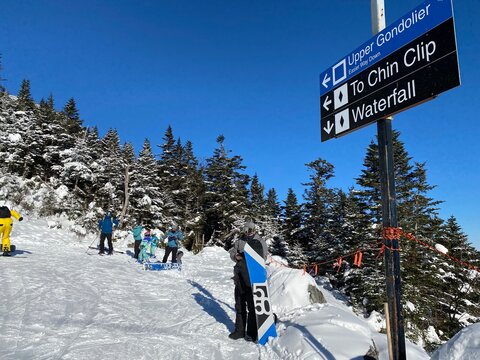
[{"left": 0, "top": 206, "right": 23, "bottom": 256}]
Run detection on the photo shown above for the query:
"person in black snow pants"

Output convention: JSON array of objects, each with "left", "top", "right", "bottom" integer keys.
[
  {"left": 228, "top": 221, "right": 268, "bottom": 342},
  {"left": 98, "top": 211, "right": 119, "bottom": 255},
  {"left": 162, "top": 225, "right": 184, "bottom": 263}
]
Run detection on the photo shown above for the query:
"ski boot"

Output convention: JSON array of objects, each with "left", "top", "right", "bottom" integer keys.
[{"left": 228, "top": 331, "right": 245, "bottom": 340}]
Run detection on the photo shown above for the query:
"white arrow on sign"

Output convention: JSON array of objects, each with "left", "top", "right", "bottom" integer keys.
[
  {"left": 322, "top": 95, "right": 332, "bottom": 111},
  {"left": 322, "top": 73, "right": 331, "bottom": 88},
  {"left": 323, "top": 120, "right": 334, "bottom": 134}
]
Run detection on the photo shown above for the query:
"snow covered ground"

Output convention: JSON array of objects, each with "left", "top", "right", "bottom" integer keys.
[{"left": 0, "top": 217, "right": 472, "bottom": 360}]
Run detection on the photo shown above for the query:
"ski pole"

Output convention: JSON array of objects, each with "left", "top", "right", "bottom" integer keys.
[{"left": 85, "top": 235, "right": 98, "bottom": 254}]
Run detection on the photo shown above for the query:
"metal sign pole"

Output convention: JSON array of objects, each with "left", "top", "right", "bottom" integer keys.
[{"left": 371, "top": 1, "right": 406, "bottom": 359}]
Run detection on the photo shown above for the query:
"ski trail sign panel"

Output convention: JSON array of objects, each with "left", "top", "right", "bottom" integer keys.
[
  {"left": 319, "top": 0, "right": 460, "bottom": 142},
  {"left": 243, "top": 242, "right": 277, "bottom": 345}
]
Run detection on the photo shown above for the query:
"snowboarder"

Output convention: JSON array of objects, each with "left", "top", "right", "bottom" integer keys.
[
  {"left": 228, "top": 221, "right": 267, "bottom": 342},
  {"left": 0, "top": 206, "right": 23, "bottom": 256},
  {"left": 131, "top": 221, "right": 144, "bottom": 259},
  {"left": 98, "top": 210, "right": 119, "bottom": 255},
  {"left": 162, "top": 225, "right": 184, "bottom": 263},
  {"left": 138, "top": 228, "right": 153, "bottom": 263}
]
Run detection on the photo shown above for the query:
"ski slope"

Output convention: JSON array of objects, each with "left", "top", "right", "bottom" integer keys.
[{"left": 1, "top": 218, "right": 430, "bottom": 360}]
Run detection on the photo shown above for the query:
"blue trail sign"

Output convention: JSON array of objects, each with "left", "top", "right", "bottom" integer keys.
[{"left": 319, "top": 0, "right": 460, "bottom": 142}]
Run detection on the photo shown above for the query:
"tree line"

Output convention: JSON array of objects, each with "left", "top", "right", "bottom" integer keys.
[{"left": 0, "top": 79, "right": 478, "bottom": 352}]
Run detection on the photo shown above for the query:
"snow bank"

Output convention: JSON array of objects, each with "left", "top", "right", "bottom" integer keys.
[
  {"left": 269, "top": 264, "right": 324, "bottom": 313},
  {"left": 431, "top": 323, "right": 480, "bottom": 360}
]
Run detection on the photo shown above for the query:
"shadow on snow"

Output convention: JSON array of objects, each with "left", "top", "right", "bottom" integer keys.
[{"left": 188, "top": 280, "right": 235, "bottom": 332}]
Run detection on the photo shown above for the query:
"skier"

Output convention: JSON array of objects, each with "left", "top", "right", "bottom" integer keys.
[
  {"left": 132, "top": 221, "right": 144, "bottom": 259},
  {"left": 0, "top": 206, "right": 23, "bottom": 256},
  {"left": 162, "top": 225, "right": 184, "bottom": 263},
  {"left": 97, "top": 210, "right": 119, "bottom": 255},
  {"left": 228, "top": 221, "right": 267, "bottom": 342},
  {"left": 138, "top": 227, "right": 152, "bottom": 263}
]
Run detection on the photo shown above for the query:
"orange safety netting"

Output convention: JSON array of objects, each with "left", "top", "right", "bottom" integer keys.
[{"left": 272, "top": 227, "right": 480, "bottom": 276}]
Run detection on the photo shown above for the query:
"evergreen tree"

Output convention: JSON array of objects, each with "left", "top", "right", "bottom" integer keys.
[
  {"left": 170, "top": 137, "right": 190, "bottom": 224},
  {"left": 96, "top": 129, "right": 124, "bottom": 211},
  {"left": 3, "top": 106, "right": 39, "bottom": 177},
  {"left": 179, "top": 140, "right": 206, "bottom": 250},
  {"left": 118, "top": 141, "right": 137, "bottom": 227},
  {"left": 55, "top": 128, "right": 97, "bottom": 211},
  {"left": 270, "top": 235, "right": 290, "bottom": 259},
  {"left": 282, "top": 188, "right": 305, "bottom": 265},
  {"left": 249, "top": 174, "right": 265, "bottom": 221},
  {"left": 302, "top": 158, "right": 336, "bottom": 263},
  {"left": 62, "top": 97, "right": 83, "bottom": 136},
  {"left": 261, "top": 187, "right": 283, "bottom": 246},
  {"left": 353, "top": 130, "right": 462, "bottom": 349},
  {"left": 157, "top": 125, "right": 177, "bottom": 219},
  {"left": 430, "top": 217, "right": 480, "bottom": 341},
  {"left": 129, "top": 139, "right": 163, "bottom": 226},
  {"left": 338, "top": 188, "right": 379, "bottom": 309},
  {"left": 265, "top": 188, "right": 281, "bottom": 219},
  {"left": 36, "top": 94, "right": 69, "bottom": 178},
  {"left": 204, "top": 135, "right": 249, "bottom": 247},
  {"left": 17, "top": 79, "right": 35, "bottom": 111}
]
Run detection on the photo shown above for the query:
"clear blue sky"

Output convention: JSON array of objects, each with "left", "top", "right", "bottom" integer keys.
[{"left": 2, "top": 0, "right": 479, "bottom": 249}]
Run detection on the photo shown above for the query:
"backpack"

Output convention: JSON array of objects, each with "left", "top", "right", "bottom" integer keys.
[
  {"left": 0, "top": 206, "right": 11, "bottom": 218},
  {"left": 246, "top": 235, "right": 264, "bottom": 258}
]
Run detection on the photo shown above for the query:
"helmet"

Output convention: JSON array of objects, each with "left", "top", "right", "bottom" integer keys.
[{"left": 243, "top": 222, "right": 255, "bottom": 234}]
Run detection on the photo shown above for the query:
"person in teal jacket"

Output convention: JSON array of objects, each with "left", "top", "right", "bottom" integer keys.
[
  {"left": 138, "top": 228, "right": 152, "bottom": 263},
  {"left": 162, "top": 225, "right": 184, "bottom": 263},
  {"left": 98, "top": 211, "right": 119, "bottom": 255},
  {"left": 150, "top": 232, "right": 160, "bottom": 258},
  {"left": 132, "top": 222, "right": 144, "bottom": 259}
]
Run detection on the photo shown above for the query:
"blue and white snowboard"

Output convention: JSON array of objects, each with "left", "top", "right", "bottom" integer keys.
[
  {"left": 143, "top": 262, "right": 182, "bottom": 271},
  {"left": 243, "top": 243, "right": 277, "bottom": 345}
]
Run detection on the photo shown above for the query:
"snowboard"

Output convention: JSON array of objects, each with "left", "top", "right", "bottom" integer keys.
[
  {"left": 143, "top": 262, "right": 182, "bottom": 271},
  {"left": 1, "top": 244, "right": 27, "bottom": 257},
  {"left": 1, "top": 244, "right": 16, "bottom": 252},
  {"left": 243, "top": 242, "right": 277, "bottom": 345}
]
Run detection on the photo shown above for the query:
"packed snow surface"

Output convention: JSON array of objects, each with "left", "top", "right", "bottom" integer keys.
[
  {"left": 0, "top": 218, "right": 438, "bottom": 359},
  {"left": 431, "top": 323, "right": 480, "bottom": 360}
]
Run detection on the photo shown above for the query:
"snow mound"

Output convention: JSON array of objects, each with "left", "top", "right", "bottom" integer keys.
[
  {"left": 269, "top": 265, "right": 324, "bottom": 313},
  {"left": 431, "top": 323, "right": 480, "bottom": 360}
]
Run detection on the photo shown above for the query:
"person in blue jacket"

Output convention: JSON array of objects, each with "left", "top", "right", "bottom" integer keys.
[
  {"left": 162, "top": 225, "right": 184, "bottom": 263},
  {"left": 131, "top": 221, "right": 144, "bottom": 259},
  {"left": 98, "top": 210, "right": 119, "bottom": 255}
]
